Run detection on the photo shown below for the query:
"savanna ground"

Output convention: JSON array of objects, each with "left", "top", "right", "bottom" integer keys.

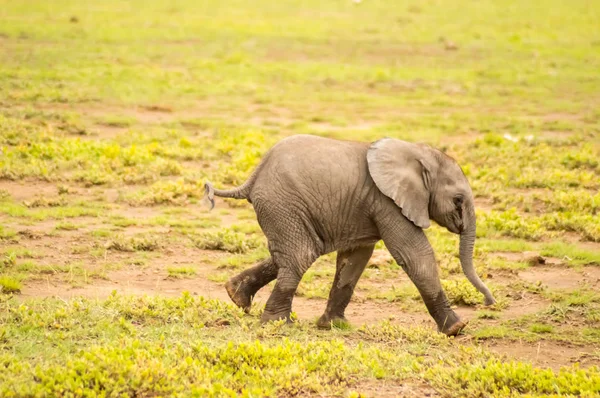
[{"left": 1, "top": 0, "right": 599, "bottom": 396}]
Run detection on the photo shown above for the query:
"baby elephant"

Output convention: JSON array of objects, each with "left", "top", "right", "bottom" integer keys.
[{"left": 205, "top": 134, "right": 495, "bottom": 336}]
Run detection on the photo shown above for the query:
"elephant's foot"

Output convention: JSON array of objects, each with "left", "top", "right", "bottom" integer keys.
[
  {"left": 260, "top": 310, "right": 292, "bottom": 324},
  {"left": 484, "top": 296, "right": 497, "bottom": 306},
  {"left": 441, "top": 320, "right": 467, "bottom": 336},
  {"left": 225, "top": 277, "right": 253, "bottom": 313},
  {"left": 316, "top": 313, "right": 348, "bottom": 330},
  {"left": 438, "top": 313, "right": 467, "bottom": 337}
]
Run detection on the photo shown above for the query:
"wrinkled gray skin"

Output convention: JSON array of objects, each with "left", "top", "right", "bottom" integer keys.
[{"left": 205, "top": 134, "right": 495, "bottom": 336}]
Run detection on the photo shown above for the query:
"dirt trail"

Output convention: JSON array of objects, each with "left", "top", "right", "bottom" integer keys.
[
  {"left": 483, "top": 340, "right": 599, "bottom": 371},
  {"left": 20, "top": 267, "right": 600, "bottom": 371},
  {"left": 20, "top": 268, "right": 433, "bottom": 327}
]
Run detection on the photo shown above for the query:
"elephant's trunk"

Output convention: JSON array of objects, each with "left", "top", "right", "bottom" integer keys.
[{"left": 459, "top": 209, "right": 496, "bottom": 306}]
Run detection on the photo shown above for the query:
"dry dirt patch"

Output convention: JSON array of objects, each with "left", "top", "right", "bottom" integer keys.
[
  {"left": 519, "top": 267, "right": 600, "bottom": 290},
  {"left": 350, "top": 380, "right": 440, "bottom": 398},
  {"left": 20, "top": 268, "right": 231, "bottom": 301},
  {"left": 484, "top": 340, "right": 600, "bottom": 371},
  {"left": 0, "top": 180, "right": 60, "bottom": 202}
]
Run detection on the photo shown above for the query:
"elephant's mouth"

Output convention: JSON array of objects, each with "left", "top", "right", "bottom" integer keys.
[
  {"left": 447, "top": 224, "right": 462, "bottom": 234},
  {"left": 444, "top": 214, "right": 463, "bottom": 234}
]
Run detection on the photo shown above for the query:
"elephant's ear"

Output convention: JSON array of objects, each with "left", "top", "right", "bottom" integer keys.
[{"left": 367, "top": 138, "right": 433, "bottom": 229}]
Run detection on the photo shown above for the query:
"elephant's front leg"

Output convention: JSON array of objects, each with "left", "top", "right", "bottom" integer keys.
[
  {"left": 377, "top": 219, "right": 465, "bottom": 336},
  {"left": 225, "top": 257, "right": 278, "bottom": 313},
  {"left": 317, "top": 244, "right": 375, "bottom": 329}
]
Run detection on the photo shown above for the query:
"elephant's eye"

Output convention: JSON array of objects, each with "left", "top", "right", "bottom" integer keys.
[{"left": 453, "top": 195, "right": 464, "bottom": 208}]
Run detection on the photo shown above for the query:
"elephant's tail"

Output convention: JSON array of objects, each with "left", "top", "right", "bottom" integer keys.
[
  {"left": 203, "top": 182, "right": 250, "bottom": 210},
  {"left": 203, "top": 143, "right": 276, "bottom": 210},
  {"left": 203, "top": 164, "right": 263, "bottom": 210}
]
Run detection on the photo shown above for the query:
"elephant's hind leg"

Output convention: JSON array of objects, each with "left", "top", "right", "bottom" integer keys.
[
  {"left": 225, "top": 257, "right": 278, "bottom": 313},
  {"left": 261, "top": 249, "right": 319, "bottom": 324},
  {"left": 317, "top": 244, "right": 375, "bottom": 329}
]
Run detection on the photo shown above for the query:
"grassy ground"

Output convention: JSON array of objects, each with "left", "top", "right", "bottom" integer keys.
[{"left": 1, "top": 0, "right": 599, "bottom": 396}]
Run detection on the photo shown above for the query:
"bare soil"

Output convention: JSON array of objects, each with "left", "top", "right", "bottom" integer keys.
[
  {"left": 349, "top": 380, "right": 440, "bottom": 398},
  {"left": 520, "top": 267, "right": 600, "bottom": 290},
  {"left": 19, "top": 262, "right": 599, "bottom": 372},
  {"left": 0, "top": 180, "right": 60, "bottom": 201},
  {"left": 485, "top": 340, "right": 598, "bottom": 371}
]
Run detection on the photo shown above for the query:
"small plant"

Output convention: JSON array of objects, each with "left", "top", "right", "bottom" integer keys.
[
  {"left": 217, "top": 248, "right": 269, "bottom": 269},
  {"left": 564, "top": 290, "right": 598, "bottom": 307},
  {"left": 329, "top": 318, "right": 352, "bottom": 330},
  {"left": 206, "top": 272, "right": 230, "bottom": 283},
  {"left": 57, "top": 185, "right": 71, "bottom": 195},
  {"left": 0, "top": 277, "right": 21, "bottom": 294},
  {"left": 192, "top": 230, "right": 262, "bottom": 254},
  {"left": 22, "top": 196, "right": 65, "bottom": 208},
  {"left": 478, "top": 209, "right": 546, "bottom": 241},
  {"left": 529, "top": 323, "right": 554, "bottom": 334},
  {"left": 97, "top": 114, "right": 137, "bottom": 128},
  {"left": 541, "top": 242, "right": 600, "bottom": 266},
  {"left": 358, "top": 321, "right": 450, "bottom": 345},
  {"left": 442, "top": 279, "right": 486, "bottom": 306},
  {"left": 167, "top": 267, "right": 197, "bottom": 278},
  {"left": 131, "top": 235, "right": 161, "bottom": 251},
  {"left": 125, "top": 179, "right": 204, "bottom": 206},
  {"left": 1, "top": 252, "right": 17, "bottom": 268},
  {"left": 476, "top": 310, "right": 500, "bottom": 320},
  {"left": 55, "top": 222, "right": 79, "bottom": 231},
  {"left": 367, "top": 284, "right": 419, "bottom": 303},
  {"left": 0, "top": 226, "right": 17, "bottom": 241},
  {"left": 105, "top": 234, "right": 161, "bottom": 252},
  {"left": 428, "top": 358, "right": 600, "bottom": 396}
]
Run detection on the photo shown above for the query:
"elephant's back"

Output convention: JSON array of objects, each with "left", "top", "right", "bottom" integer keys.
[
  {"left": 249, "top": 135, "right": 378, "bottom": 251},
  {"left": 252, "top": 134, "right": 371, "bottom": 198}
]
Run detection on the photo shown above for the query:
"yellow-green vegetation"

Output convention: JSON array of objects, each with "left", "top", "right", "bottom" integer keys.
[
  {"left": 541, "top": 242, "right": 600, "bottom": 266},
  {"left": 105, "top": 233, "right": 162, "bottom": 252},
  {"left": 167, "top": 266, "right": 197, "bottom": 278},
  {"left": 0, "top": 0, "right": 599, "bottom": 395},
  {"left": 193, "top": 229, "right": 265, "bottom": 254},
  {"left": 0, "top": 277, "right": 22, "bottom": 294},
  {"left": 2, "top": 294, "right": 600, "bottom": 397}
]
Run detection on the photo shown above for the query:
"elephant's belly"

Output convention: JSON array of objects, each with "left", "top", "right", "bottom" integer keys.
[{"left": 315, "top": 215, "right": 381, "bottom": 255}]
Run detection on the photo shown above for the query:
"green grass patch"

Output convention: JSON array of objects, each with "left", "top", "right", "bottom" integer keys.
[
  {"left": 476, "top": 310, "right": 500, "bottom": 320},
  {"left": 0, "top": 226, "right": 17, "bottom": 241},
  {"left": 442, "top": 279, "right": 490, "bottom": 306},
  {"left": 530, "top": 323, "right": 555, "bottom": 334},
  {"left": 55, "top": 221, "right": 80, "bottom": 231},
  {"left": 96, "top": 114, "right": 137, "bottom": 128},
  {"left": 429, "top": 359, "right": 600, "bottom": 397},
  {"left": 541, "top": 242, "right": 600, "bottom": 266},
  {"left": 124, "top": 179, "right": 205, "bottom": 206},
  {"left": 192, "top": 229, "right": 263, "bottom": 254},
  {"left": 475, "top": 238, "right": 535, "bottom": 254},
  {"left": 167, "top": 266, "right": 197, "bottom": 278},
  {"left": 104, "top": 234, "right": 162, "bottom": 252},
  {"left": 477, "top": 209, "right": 548, "bottom": 241},
  {"left": 2, "top": 294, "right": 600, "bottom": 397},
  {"left": 0, "top": 276, "right": 22, "bottom": 294},
  {"left": 0, "top": 200, "right": 102, "bottom": 221},
  {"left": 217, "top": 247, "right": 270, "bottom": 269}
]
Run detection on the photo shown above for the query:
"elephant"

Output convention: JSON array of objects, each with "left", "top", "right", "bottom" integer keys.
[{"left": 204, "top": 134, "right": 496, "bottom": 336}]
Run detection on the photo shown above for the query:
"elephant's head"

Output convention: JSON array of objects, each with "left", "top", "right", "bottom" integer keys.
[{"left": 367, "top": 138, "right": 496, "bottom": 305}]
